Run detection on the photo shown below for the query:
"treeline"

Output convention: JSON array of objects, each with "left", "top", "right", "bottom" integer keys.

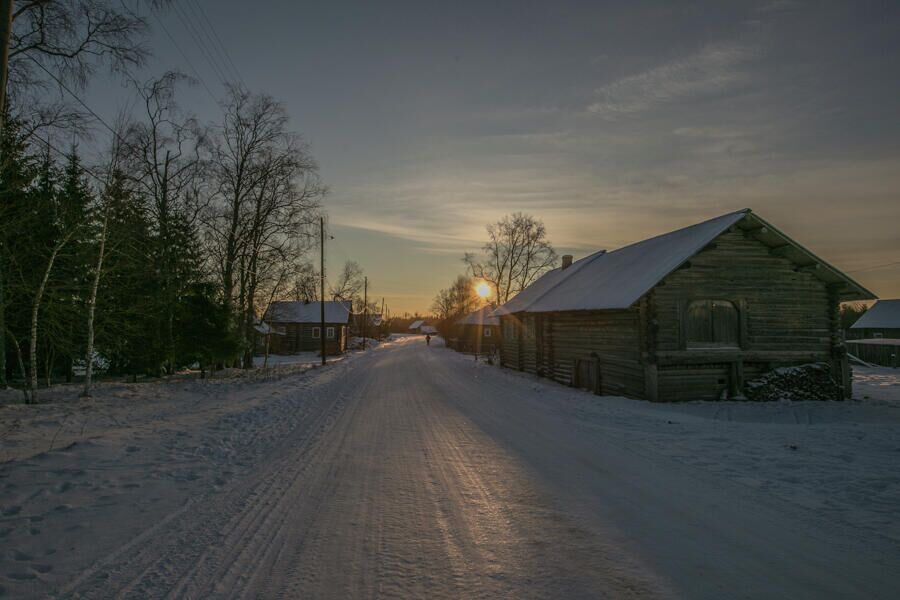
[{"left": 0, "top": 2, "right": 325, "bottom": 400}]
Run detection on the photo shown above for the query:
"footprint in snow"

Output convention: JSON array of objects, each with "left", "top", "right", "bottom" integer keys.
[{"left": 7, "top": 549, "right": 32, "bottom": 561}]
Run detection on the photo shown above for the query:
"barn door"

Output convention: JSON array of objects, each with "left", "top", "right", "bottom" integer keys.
[{"left": 574, "top": 357, "right": 601, "bottom": 395}]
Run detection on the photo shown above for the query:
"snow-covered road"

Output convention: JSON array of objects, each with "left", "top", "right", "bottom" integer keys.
[{"left": 2, "top": 336, "right": 900, "bottom": 598}]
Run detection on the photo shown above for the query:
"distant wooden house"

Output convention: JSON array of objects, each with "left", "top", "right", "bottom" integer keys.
[
  {"left": 263, "top": 300, "right": 351, "bottom": 355},
  {"left": 847, "top": 300, "right": 900, "bottom": 367},
  {"left": 453, "top": 306, "right": 500, "bottom": 354},
  {"left": 495, "top": 209, "right": 875, "bottom": 401},
  {"left": 849, "top": 299, "right": 900, "bottom": 340},
  {"left": 408, "top": 320, "right": 425, "bottom": 333}
]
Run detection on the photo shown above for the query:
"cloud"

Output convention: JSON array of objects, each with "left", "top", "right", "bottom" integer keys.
[{"left": 587, "top": 42, "right": 757, "bottom": 116}]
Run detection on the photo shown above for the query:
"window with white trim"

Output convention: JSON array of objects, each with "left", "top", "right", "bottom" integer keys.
[
  {"left": 483, "top": 328, "right": 492, "bottom": 337},
  {"left": 327, "top": 327, "right": 335, "bottom": 339},
  {"left": 312, "top": 327, "right": 321, "bottom": 339}
]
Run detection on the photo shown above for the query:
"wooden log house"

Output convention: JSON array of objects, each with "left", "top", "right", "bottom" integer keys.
[
  {"left": 495, "top": 209, "right": 876, "bottom": 401},
  {"left": 849, "top": 299, "right": 900, "bottom": 340},
  {"left": 847, "top": 299, "right": 900, "bottom": 367},
  {"left": 453, "top": 306, "right": 500, "bottom": 354},
  {"left": 262, "top": 300, "right": 351, "bottom": 355}
]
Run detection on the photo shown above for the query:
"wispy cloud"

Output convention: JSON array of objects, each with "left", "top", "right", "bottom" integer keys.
[{"left": 587, "top": 42, "right": 757, "bottom": 116}]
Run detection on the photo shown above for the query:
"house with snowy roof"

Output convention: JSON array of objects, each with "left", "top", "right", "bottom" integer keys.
[
  {"left": 849, "top": 299, "right": 900, "bottom": 340},
  {"left": 494, "top": 209, "right": 875, "bottom": 401},
  {"left": 453, "top": 306, "right": 500, "bottom": 354},
  {"left": 262, "top": 300, "right": 352, "bottom": 355},
  {"left": 847, "top": 300, "right": 900, "bottom": 367}
]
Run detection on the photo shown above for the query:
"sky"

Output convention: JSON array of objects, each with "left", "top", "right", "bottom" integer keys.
[{"left": 84, "top": 0, "right": 900, "bottom": 314}]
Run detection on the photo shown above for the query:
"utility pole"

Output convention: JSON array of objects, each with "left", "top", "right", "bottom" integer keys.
[
  {"left": 0, "top": 0, "right": 13, "bottom": 133},
  {"left": 320, "top": 217, "right": 326, "bottom": 366},
  {"left": 362, "top": 276, "right": 368, "bottom": 350}
]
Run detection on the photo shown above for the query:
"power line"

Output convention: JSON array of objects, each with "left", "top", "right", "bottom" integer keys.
[
  {"left": 150, "top": 10, "right": 221, "bottom": 106},
  {"left": 24, "top": 55, "right": 131, "bottom": 149},
  {"left": 32, "top": 134, "right": 108, "bottom": 187},
  {"left": 171, "top": 1, "right": 231, "bottom": 87},
  {"left": 185, "top": 0, "right": 247, "bottom": 89},
  {"left": 848, "top": 261, "right": 900, "bottom": 274}
]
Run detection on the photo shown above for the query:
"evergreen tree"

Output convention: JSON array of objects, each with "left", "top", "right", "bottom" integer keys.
[{"left": 0, "top": 117, "right": 39, "bottom": 387}]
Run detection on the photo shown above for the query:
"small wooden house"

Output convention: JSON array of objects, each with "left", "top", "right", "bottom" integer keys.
[
  {"left": 849, "top": 299, "right": 900, "bottom": 340},
  {"left": 453, "top": 306, "right": 500, "bottom": 354},
  {"left": 263, "top": 300, "right": 351, "bottom": 355},
  {"left": 495, "top": 209, "right": 875, "bottom": 401},
  {"left": 847, "top": 300, "right": 900, "bottom": 367}
]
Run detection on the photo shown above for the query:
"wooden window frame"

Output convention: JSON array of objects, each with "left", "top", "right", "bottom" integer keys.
[
  {"left": 679, "top": 298, "right": 746, "bottom": 351},
  {"left": 326, "top": 326, "right": 335, "bottom": 339},
  {"left": 312, "top": 326, "right": 321, "bottom": 339},
  {"left": 484, "top": 327, "right": 492, "bottom": 338}
]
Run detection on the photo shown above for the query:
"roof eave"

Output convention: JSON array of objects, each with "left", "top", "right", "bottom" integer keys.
[{"left": 737, "top": 212, "right": 878, "bottom": 302}]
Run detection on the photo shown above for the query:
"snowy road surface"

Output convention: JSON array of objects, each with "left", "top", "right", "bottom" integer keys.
[{"left": 2, "top": 337, "right": 900, "bottom": 598}]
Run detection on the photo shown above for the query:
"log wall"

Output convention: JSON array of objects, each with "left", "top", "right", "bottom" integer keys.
[{"left": 653, "top": 229, "right": 836, "bottom": 400}]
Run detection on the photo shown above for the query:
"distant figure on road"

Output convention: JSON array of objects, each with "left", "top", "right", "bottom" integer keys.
[{"left": 426, "top": 334, "right": 431, "bottom": 346}]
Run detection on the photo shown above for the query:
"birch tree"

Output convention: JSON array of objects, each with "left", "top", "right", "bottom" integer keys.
[{"left": 464, "top": 213, "right": 558, "bottom": 304}]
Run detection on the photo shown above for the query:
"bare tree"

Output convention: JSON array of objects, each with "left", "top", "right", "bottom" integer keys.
[
  {"left": 329, "top": 260, "right": 363, "bottom": 304},
  {"left": 7, "top": 1, "right": 173, "bottom": 89},
  {"left": 432, "top": 275, "right": 481, "bottom": 322},
  {"left": 204, "top": 86, "right": 324, "bottom": 367},
  {"left": 464, "top": 213, "right": 558, "bottom": 304},
  {"left": 6, "top": 1, "right": 171, "bottom": 135},
  {"left": 288, "top": 262, "right": 319, "bottom": 302}
]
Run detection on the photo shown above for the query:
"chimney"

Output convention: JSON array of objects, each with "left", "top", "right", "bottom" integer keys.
[{"left": 561, "top": 255, "right": 573, "bottom": 270}]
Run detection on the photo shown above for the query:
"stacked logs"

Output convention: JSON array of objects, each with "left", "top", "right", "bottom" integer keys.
[{"left": 744, "top": 362, "right": 843, "bottom": 402}]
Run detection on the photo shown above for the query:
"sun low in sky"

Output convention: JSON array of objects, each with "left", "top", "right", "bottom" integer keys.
[{"left": 475, "top": 281, "right": 492, "bottom": 300}]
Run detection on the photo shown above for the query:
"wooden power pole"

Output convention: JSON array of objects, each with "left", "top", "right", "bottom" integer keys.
[
  {"left": 320, "top": 216, "right": 326, "bottom": 366},
  {"left": 362, "top": 276, "right": 368, "bottom": 350}
]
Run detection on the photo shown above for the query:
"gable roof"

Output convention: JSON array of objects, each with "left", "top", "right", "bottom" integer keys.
[
  {"left": 850, "top": 299, "right": 900, "bottom": 329},
  {"left": 456, "top": 306, "right": 500, "bottom": 327},
  {"left": 264, "top": 300, "right": 351, "bottom": 324},
  {"left": 408, "top": 320, "right": 425, "bottom": 329},
  {"left": 496, "top": 209, "right": 875, "bottom": 315}
]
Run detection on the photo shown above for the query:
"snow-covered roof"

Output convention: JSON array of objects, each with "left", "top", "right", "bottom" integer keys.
[
  {"left": 408, "top": 320, "right": 425, "bottom": 330},
  {"left": 850, "top": 300, "right": 900, "bottom": 329},
  {"left": 420, "top": 325, "right": 438, "bottom": 334},
  {"left": 264, "top": 300, "right": 352, "bottom": 324},
  {"left": 846, "top": 338, "right": 900, "bottom": 345},
  {"left": 496, "top": 209, "right": 875, "bottom": 315},
  {"left": 456, "top": 306, "right": 500, "bottom": 327}
]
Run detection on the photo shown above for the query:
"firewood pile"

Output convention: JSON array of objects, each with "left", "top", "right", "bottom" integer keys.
[{"left": 744, "top": 362, "right": 843, "bottom": 402}]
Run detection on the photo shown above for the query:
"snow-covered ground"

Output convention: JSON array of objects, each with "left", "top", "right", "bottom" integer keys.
[{"left": 0, "top": 337, "right": 898, "bottom": 598}]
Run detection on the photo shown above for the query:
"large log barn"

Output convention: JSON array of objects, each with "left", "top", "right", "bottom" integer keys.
[{"left": 495, "top": 209, "right": 876, "bottom": 401}]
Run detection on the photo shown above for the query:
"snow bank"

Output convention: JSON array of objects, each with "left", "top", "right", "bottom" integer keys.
[
  {"left": 347, "top": 337, "right": 380, "bottom": 350},
  {"left": 445, "top": 352, "right": 900, "bottom": 545}
]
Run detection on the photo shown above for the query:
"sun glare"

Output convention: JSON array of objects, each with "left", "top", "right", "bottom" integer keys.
[{"left": 475, "top": 281, "right": 491, "bottom": 299}]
